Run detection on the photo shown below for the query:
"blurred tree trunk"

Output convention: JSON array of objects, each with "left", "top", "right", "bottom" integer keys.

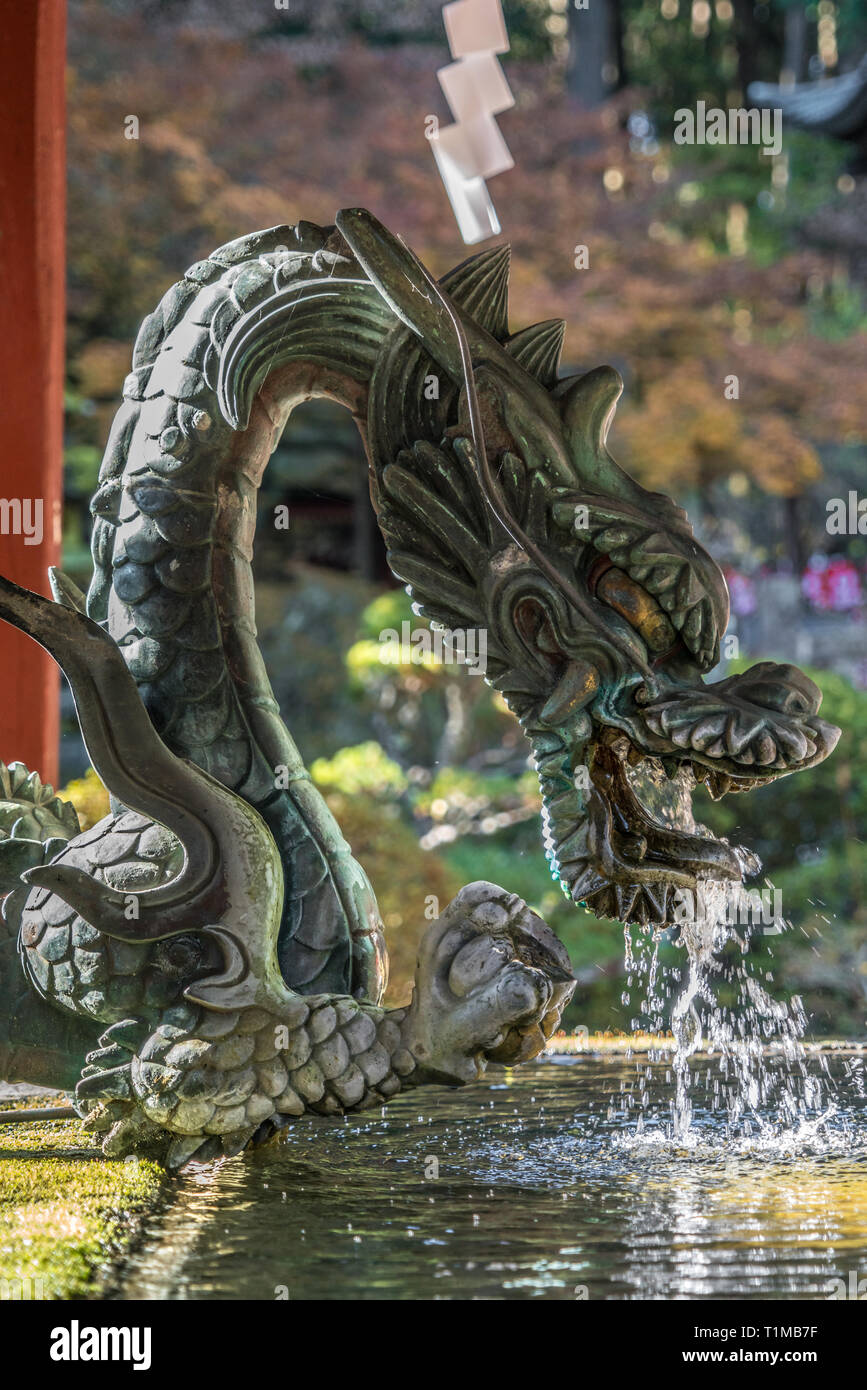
[
  {"left": 782, "top": 3, "right": 809, "bottom": 83},
  {"left": 730, "top": 0, "right": 788, "bottom": 91},
  {"left": 436, "top": 680, "right": 471, "bottom": 769},
  {"left": 731, "top": 0, "right": 764, "bottom": 90},
  {"left": 567, "top": 0, "right": 622, "bottom": 106},
  {"left": 784, "top": 493, "right": 806, "bottom": 577}
]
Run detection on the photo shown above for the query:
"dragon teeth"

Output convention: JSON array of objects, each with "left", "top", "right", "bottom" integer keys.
[
  {"left": 689, "top": 715, "right": 725, "bottom": 750},
  {"left": 648, "top": 564, "right": 680, "bottom": 592},
  {"left": 569, "top": 865, "right": 607, "bottom": 903},
  {"left": 597, "top": 526, "right": 640, "bottom": 548},
  {"left": 641, "top": 532, "right": 673, "bottom": 556},
  {"left": 641, "top": 883, "right": 670, "bottom": 921},
  {"left": 541, "top": 778, "right": 569, "bottom": 811},
  {"left": 536, "top": 753, "right": 568, "bottom": 780},
  {"left": 754, "top": 734, "right": 777, "bottom": 766},
  {"left": 725, "top": 715, "right": 750, "bottom": 755},
  {"left": 615, "top": 884, "right": 641, "bottom": 922},
  {"left": 774, "top": 725, "right": 809, "bottom": 763},
  {"left": 532, "top": 731, "right": 565, "bottom": 755},
  {"left": 547, "top": 789, "right": 578, "bottom": 817},
  {"left": 683, "top": 605, "right": 703, "bottom": 642},
  {"left": 555, "top": 826, "right": 588, "bottom": 863},
  {"left": 677, "top": 570, "right": 703, "bottom": 609}
]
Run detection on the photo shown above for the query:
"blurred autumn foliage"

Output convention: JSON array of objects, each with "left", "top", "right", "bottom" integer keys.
[
  {"left": 66, "top": 0, "right": 866, "bottom": 548},
  {"left": 614, "top": 376, "right": 822, "bottom": 499}
]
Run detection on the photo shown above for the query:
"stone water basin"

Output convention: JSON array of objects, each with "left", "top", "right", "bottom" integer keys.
[{"left": 118, "top": 1052, "right": 867, "bottom": 1301}]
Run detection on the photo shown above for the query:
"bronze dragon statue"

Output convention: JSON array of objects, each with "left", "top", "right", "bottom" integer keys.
[{"left": 0, "top": 209, "right": 839, "bottom": 1167}]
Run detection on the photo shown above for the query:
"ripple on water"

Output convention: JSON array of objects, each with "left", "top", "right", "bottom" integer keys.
[{"left": 117, "top": 1055, "right": 867, "bottom": 1302}]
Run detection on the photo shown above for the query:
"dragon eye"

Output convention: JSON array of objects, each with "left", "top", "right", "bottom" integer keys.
[{"left": 594, "top": 566, "right": 677, "bottom": 656}]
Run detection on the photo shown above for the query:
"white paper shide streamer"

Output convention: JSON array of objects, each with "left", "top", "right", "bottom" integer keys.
[{"left": 431, "top": 0, "right": 515, "bottom": 244}]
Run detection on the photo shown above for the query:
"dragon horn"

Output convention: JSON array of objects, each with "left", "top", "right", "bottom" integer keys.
[
  {"left": 0, "top": 573, "right": 228, "bottom": 940},
  {"left": 336, "top": 208, "right": 472, "bottom": 381},
  {"left": 336, "top": 207, "right": 549, "bottom": 397}
]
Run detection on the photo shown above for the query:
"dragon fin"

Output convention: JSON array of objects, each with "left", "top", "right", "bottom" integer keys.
[
  {"left": 505, "top": 319, "right": 566, "bottom": 388},
  {"left": 440, "top": 244, "right": 511, "bottom": 340},
  {"left": 554, "top": 365, "right": 624, "bottom": 456}
]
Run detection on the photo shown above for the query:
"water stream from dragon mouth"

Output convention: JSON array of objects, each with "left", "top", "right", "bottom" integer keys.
[{"left": 621, "top": 880, "right": 842, "bottom": 1152}]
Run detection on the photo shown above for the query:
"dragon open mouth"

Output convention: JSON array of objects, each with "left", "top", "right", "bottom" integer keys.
[
  {"left": 535, "top": 728, "right": 752, "bottom": 926},
  {"left": 532, "top": 661, "right": 841, "bottom": 928}
]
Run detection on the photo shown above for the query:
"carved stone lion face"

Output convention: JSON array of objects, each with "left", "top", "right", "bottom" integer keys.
[{"left": 403, "top": 881, "right": 575, "bottom": 1085}]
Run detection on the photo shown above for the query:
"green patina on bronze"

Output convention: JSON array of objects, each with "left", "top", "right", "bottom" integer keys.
[{"left": 0, "top": 210, "right": 839, "bottom": 1167}]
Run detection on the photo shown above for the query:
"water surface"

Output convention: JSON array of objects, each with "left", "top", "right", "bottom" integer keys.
[{"left": 119, "top": 1053, "right": 867, "bottom": 1301}]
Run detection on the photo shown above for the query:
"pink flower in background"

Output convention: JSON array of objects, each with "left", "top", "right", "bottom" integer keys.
[
  {"left": 725, "top": 568, "right": 757, "bottom": 616},
  {"left": 802, "top": 556, "right": 863, "bottom": 611}
]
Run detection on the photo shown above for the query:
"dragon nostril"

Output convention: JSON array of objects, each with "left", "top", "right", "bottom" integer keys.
[{"left": 155, "top": 934, "right": 205, "bottom": 978}]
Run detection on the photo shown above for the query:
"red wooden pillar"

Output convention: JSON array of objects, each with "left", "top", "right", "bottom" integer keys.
[{"left": 0, "top": 0, "right": 66, "bottom": 787}]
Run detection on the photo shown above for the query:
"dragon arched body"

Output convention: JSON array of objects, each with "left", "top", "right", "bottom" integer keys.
[
  {"left": 0, "top": 210, "right": 839, "bottom": 1166},
  {"left": 86, "top": 220, "right": 395, "bottom": 1001}
]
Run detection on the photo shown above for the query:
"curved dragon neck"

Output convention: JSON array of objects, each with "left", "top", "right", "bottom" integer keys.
[{"left": 87, "top": 222, "right": 396, "bottom": 1001}]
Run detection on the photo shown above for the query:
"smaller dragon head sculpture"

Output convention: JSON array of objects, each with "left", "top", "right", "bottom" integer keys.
[
  {"left": 402, "top": 882, "right": 574, "bottom": 1084},
  {"left": 336, "top": 209, "right": 841, "bottom": 929}
]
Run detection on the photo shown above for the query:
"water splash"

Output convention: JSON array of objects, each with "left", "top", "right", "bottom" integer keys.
[{"left": 623, "top": 879, "right": 839, "bottom": 1149}]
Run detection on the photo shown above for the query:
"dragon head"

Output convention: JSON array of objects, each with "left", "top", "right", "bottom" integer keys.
[{"left": 337, "top": 209, "right": 841, "bottom": 929}]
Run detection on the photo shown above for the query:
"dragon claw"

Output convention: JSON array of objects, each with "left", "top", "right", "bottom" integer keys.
[{"left": 76, "top": 1064, "right": 133, "bottom": 1102}]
